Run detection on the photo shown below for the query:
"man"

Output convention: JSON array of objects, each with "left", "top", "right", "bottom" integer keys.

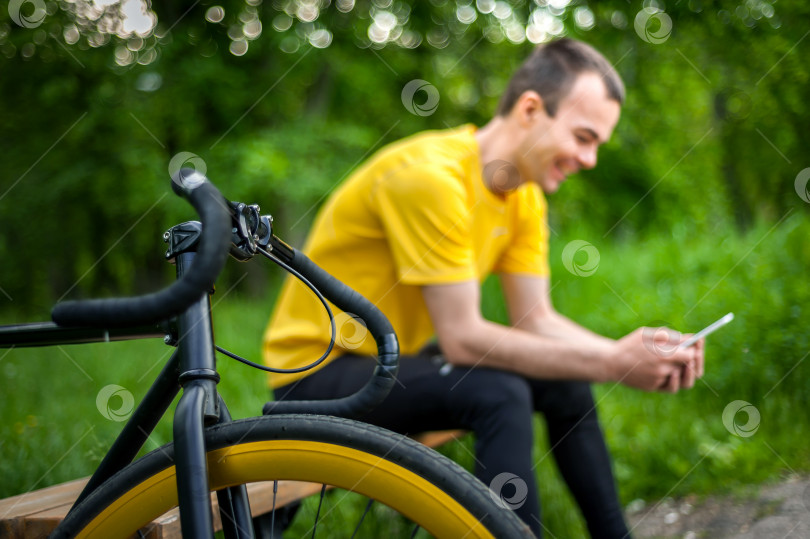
[{"left": 263, "top": 38, "right": 704, "bottom": 537}]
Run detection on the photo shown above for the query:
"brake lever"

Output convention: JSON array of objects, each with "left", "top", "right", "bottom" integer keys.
[
  {"left": 256, "top": 215, "right": 273, "bottom": 249},
  {"left": 228, "top": 201, "right": 263, "bottom": 261}
]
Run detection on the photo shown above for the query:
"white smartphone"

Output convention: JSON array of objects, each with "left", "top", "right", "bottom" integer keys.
[{"left": 678, "top": 312, "right": 734, "bottom": 348}]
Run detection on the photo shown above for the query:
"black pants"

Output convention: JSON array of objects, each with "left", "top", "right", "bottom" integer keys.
[{"left": 275, "top": 346, "right": 630, "bottom": 538}]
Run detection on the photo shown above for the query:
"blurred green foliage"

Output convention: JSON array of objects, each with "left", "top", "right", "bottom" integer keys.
[{"left": 1, "top": 0, "right": 808, "bottom": 308}]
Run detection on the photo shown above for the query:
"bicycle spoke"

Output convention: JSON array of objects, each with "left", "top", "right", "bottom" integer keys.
[
  {"left": 349, "top": 498, "right": 375, "bottom": 539},
  {"left": 270, "top": 480, "right": 278, "bottom": 537},
  {"left": 310, "top": 484, "right": 328, "bottom": 539},
  {"left": 410, "top": 523, "right": 421, "bottom": 538}
]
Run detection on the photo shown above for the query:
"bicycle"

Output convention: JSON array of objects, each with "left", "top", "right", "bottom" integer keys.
[{"left": 0, "top": 170, "right": 532, "bottom": 538}]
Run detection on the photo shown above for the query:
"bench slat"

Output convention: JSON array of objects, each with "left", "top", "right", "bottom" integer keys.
[{"left": 0, "top": 478, "right": 88, "bottom": 517}]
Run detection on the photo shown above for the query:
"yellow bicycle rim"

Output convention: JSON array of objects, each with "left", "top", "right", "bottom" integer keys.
[{"left": 77, "top": 440, "right": 496, "bottom": 538}]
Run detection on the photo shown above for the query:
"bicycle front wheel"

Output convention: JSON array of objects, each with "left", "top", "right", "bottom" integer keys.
[{"left": 55, "top": 414, "right": 532, "bottom": 538}]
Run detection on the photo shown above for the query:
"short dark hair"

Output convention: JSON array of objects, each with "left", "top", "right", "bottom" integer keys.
[{"left": 496, "top": 38, "right": 625, "bottom": 117}]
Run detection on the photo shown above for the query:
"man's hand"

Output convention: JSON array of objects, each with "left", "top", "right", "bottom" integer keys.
[
  {"left": 662, "top": 333, "right": 705, "bottom": 392},
  {"left": 608, "top": 327, "right": 704, "bottom": 392}
]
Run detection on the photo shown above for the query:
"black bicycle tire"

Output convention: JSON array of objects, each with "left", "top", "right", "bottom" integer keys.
[{"left": 53, "top": 414, "right": 532, "bottom": 538}]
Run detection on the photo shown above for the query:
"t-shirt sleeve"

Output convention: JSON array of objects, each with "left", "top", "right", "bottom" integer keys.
[
  {"left": 494, "top": 184, "right": 551, "bottom": 277},
  {"left": 373, "top": 164, "right": 477, "bottom": 285}
]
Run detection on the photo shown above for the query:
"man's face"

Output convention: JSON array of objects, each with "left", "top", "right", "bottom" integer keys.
[{"left": 514, "top": 73, "right": 621, "bottom": 194}]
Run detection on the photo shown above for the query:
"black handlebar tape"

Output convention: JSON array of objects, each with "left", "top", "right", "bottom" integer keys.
[
  {"left": 263, "top": 249, "right": 400, "bottom": 419},
  {"left": 51, "top": 170, "right": 231, "bottom": 328}
]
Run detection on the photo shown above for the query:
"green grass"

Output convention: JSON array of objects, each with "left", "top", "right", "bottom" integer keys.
[
  {"left": 553, "top": 213, "right": 810, "bottom": 503},
  {"left": 2, "top": 213, "right": 808, "bottom": 537}
]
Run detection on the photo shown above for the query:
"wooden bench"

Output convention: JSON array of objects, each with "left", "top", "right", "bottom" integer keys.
[{"left": 0, "top": 430, "right": 466, "bottom": 539}]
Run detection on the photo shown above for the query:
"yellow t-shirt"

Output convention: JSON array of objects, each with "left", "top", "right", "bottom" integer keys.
[{"left": 262, "top": 125, "right": 550, "bottom": 388}]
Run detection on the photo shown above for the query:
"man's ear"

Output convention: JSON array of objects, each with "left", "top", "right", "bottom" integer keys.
[{"left": 513, "top": 90, "right": 546, "bottom": 127}]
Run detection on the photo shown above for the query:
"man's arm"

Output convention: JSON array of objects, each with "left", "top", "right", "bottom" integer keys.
[
  {"left": 500, "top": 272, "right": 614, "bottom": 348},
  {"left": 500, "top": 273, "right": 704, "bottom": 390},
  {"left": 421, "top": 278, "right": 701, "bottom": 392}
]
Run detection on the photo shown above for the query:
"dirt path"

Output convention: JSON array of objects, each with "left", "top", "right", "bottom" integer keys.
[{"left": 626, "top": 476, "right": 810, "bottom": 538}]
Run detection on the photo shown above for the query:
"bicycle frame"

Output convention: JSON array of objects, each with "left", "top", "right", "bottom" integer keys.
[
  {"left": 0, "top": 196, "right": 400, "bottom": 537},
  {"left": 0, "top": 229, "right": 252, "bottom": 538}
]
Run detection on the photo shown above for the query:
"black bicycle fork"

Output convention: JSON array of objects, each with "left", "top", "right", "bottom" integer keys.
[
  {"left": 65, "top": 243, "right": 256, "bottom": 538},
  {"left": 173, "top": 250, "right": 254, "bottom": 538}
]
